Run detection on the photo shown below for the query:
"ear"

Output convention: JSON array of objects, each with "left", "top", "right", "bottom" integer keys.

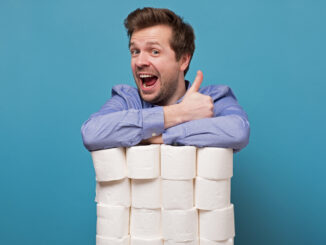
[{"left": 179, "top": 53, "right": 191, "bottom": 72}]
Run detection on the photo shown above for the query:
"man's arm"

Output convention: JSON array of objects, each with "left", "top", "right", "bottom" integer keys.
[
  {"left": 146, "top": 72, "right": 250, "bottom": 152},
  {"left": 81, "top": 85, "right": 165, "bottom": 151},
  {"left": 163, "top": 113, "right": 249, "bottom": 152},
  {"left": 146, "top": 102, "right": 249, "bottom": 152},
  {"left": 145, "top": 113, "right": 249, "bottom": 152}
]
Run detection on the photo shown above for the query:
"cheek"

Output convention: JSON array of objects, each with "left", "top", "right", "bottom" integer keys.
[
  {"left": 163, "top": 63, "right": 179, "bottom": 76},
  {"left": 155, "top": 60, "right": 170, "bottom": 74},
  {"left": 130, "top": 58, "right": 137, "bottom": 68}
]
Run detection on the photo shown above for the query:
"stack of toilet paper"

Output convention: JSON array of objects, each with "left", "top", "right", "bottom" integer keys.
[
  {"left": 91, "top": 145, "right": 235, "bottom": 245},
  {"left": 161, "top": 145, "right": 198, "bottom": 245},
  {"left": 196, "top": 148, "right": 234, "bottom": 245},
  {"left": 91, "top": 147, "right": 130, "bottom": 245},
  {"left": 127, "top": 145, "right": 162, "bottom": 245}
]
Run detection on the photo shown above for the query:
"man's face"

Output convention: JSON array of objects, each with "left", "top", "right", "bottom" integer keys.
[{"left": 130, "top": 25, "right": 187, "bottom": 105}]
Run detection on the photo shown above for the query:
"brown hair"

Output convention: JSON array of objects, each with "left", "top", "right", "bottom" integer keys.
[{"left": 124, "top": 7, "right": 195, "bottom": 75}]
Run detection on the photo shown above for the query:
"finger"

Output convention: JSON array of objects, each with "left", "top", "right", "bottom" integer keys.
[{"left": 188, "top": 70, "right": 203, "bottom": 93}]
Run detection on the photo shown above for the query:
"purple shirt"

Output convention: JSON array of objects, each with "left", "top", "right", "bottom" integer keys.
[{"left": 81, "top": 81, "right": 250, "bottom": 152}]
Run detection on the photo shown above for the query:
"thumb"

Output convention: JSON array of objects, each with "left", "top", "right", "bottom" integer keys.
[{"left": 188, "top": 70, "right": 203, "bottom": 93}]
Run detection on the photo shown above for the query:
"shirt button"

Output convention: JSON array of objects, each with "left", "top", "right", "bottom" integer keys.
[{"left": 152, "top": 132, "right": 157, "bottom": 137}]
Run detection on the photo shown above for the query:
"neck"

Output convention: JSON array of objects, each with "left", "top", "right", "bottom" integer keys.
[{"left": 163, "top": 78, "right": 186, "bottom": 106}]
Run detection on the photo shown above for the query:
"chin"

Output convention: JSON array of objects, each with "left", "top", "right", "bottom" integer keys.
[
  {"left": 140, "top": 93, "right": 160, "bottom": 104},
  {"left": 141, "top": 95, "right": 156, "bottom": 103}
]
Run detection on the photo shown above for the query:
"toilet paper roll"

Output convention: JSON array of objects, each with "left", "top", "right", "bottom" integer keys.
[
  {"left": 200, "top": 238, "right": 234, "bottom": 245},
  {"left": 161, "top": 145, "right": 196, "bottom": 180},
  {"left": 197, "top": 148, "right": 233, "bottom": 180},
  {"left": 199, "top": 204, "right": 235, "bottom": 241},
  {"left": 131, "top": 237, "right": 163, "bottom": 245},
  {"left": 127, "top": 145, "right": 160, "bottom": 179},
  {"left": 195, "top": 177, "right": 230, "bottom": 210},
  {"left": 162, "top": 208, "right": 198, "bottom": 241},
  {"left": 164, "top": 239, "right": 198, "bottom": 245},
  {"left": 96, "top": 235, "right": 130, "bottom": 245},
  {"left": 130, "top": 208, "right": 161, "bottom": 238},
  {"left": 131, "top": 178, "right": 161, "bottom": 208},
  {"left": 95, "top": 178, "right": 130, "bottom": 207},
  {"left": 97, "top": 204, "right": 130, "bottom": 237},
  {"left": 162, "top": 179, "right": 193, "bottom": 209},
  {"left": 91, "top": 147, "right": 126, "bottom": 181}
]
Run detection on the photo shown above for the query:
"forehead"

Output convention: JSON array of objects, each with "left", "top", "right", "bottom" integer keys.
[{"left": 130, "top": 25, "right": 173, "bottom": 47}]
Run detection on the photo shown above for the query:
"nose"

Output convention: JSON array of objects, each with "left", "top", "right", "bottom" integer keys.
[{"left": 135, "top": 52, "right": 150, "bottom": 67}]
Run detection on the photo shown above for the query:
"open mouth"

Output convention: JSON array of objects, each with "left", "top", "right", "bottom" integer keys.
[{"left": 139, "top": 74, "right": 158, "bottom": 89}]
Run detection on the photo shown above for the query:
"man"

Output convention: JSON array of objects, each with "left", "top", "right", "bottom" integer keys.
[{"left": 81, "top": 7, "right": 250, "bottom": 152}]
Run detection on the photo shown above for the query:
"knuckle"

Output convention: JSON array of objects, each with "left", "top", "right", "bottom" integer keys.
[{"left": 206, "top": 96, "right": 212, "bottom": 102}]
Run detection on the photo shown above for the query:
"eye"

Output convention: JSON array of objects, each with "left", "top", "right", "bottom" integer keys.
[
  {"left": 130, "top": 49, "right": 139, "bottom": 56},
  {"left": 152, "top": 49, "right": 159, "bottom": 55}
]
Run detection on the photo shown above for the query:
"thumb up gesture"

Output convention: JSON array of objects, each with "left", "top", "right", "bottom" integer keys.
[{"left": 180, "top": 71, "right": 214, "bottom": 121}]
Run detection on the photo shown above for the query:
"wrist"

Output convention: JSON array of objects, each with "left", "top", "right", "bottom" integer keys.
[
  {"left": 146, "top": 135, "right": 163, "bottom": 144},
  {"left": 163, "top": 103, "right": 185, "bottom": 129}
]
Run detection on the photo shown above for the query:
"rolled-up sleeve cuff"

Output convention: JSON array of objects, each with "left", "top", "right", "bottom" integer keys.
[{"left": 142, "top": 106, "right": 165, "bottom": 139}]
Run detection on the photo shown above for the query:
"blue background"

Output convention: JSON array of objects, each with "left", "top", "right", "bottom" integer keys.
[{"left": 1, "top": 0, "right": 325, "bottom": 244}]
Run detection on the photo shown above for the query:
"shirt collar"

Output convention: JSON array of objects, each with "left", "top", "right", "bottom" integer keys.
[{"left": 176, "top": 80, "right": 191, "bottom": 104}]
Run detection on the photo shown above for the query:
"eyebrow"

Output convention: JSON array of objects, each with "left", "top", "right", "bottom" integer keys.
[{"left": 129, "top": 41, "right": 162, "bottom": 48}]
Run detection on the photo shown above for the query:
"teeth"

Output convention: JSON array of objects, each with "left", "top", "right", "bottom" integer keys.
[{"left": 139, "top": 74, "right": 154, "bottom": 78}]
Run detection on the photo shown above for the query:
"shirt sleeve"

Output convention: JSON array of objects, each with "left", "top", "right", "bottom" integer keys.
[
  {"left": 81, "top": 86, "right": 164, "bottom": 151},
  {"left": 162, "top": 85, "right": 250, "bottom": 152}
]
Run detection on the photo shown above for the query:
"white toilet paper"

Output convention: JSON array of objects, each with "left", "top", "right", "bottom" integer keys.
[
  {"left": 197, "top": 148, "right": 233, "bottom": 180},
  {"left": 91, "top": 147, "right": 126, "bottom": 181},
  {"left": 131, "top": 178, "right": 161, "bottom": 208},
  {"left": 131, "top": 237, "right": 163, "bottom": 245},
  {"left": 96, "top": 235, "right": 130, "bottom": 245},
  {"left": 195, "top": 177, "right": 230, "bottom": 210},
  {"left": 130, "top": 208, "right": 161, "bottom": 238},
  {"left": 164, "top": 239, "right": 198, "bottom": 245},
  {"left": 162, "top": 208, "right": 198, "bottom": 241},
  {"left": 161, "top": 145, "right": 196, "bottom": 180},
  {"left": 199, "top": 204, "right": 235, "bottom": 241},
  {"left": 200, "top": 238, "right": 234, "bottom": 245},
  {"left": 162, "top": 179, "right": 193, "bottom": 209},
  {"left": 95, "top": 178, "right": 130, "bottom": 207},
  {"left": 127, "top": 145, "right": 160, "bottom": 179},
  {"left": 97, "top": 204, "right": 130, "bottom": 237}
]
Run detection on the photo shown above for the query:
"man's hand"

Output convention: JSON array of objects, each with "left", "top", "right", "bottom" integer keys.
[
  {"left": 140, "top": 135, "right": 164, "bottom": 145},
  {"left": 163, "top": 70, "right": 214, "bottom": 129},
  {"left": 179, "top": 70, "right": 214, "bottom": 122}
]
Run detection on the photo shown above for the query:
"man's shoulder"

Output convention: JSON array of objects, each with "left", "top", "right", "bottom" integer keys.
[
  {"left": 199, "top": 84, "right": 234, "bottom": 99},
  {"left": 111, "top": 84, "right": 147, "bottom": 108},
  {"left": 112, "top": 84, "right": 139, "bottom": 96}
]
